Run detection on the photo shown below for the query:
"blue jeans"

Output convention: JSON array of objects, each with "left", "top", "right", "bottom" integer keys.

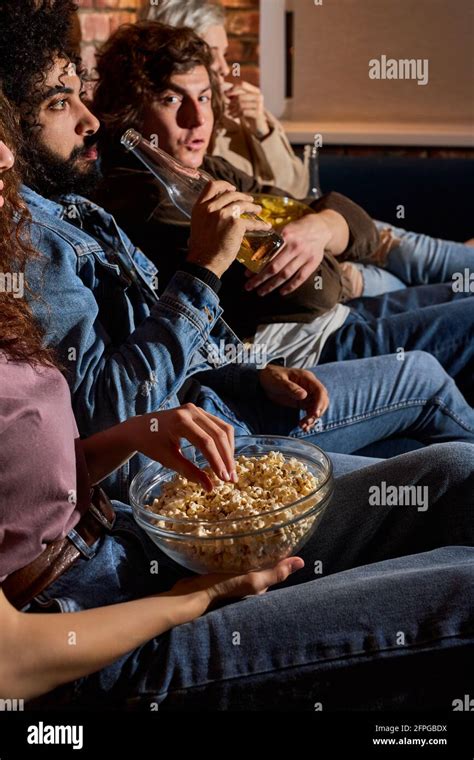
[
  {"left": 29, "top": 443, "right": 474, "bottom": 710},
  {"left": 198, "top": 351, "right": 474, "bottom": 453},
  {"left": 320, "top": 286, "right": 474, "bottom": 402},
  {"left": 356, "top": 221, "right": 474, "bottom": 295}
]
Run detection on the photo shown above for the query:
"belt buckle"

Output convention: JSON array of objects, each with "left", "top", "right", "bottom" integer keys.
[{"left": 89, "top": 503, "right": 116, "bottom": 531}]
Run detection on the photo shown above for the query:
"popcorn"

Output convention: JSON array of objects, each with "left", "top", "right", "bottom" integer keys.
[{"left": 146, "top": 452, "right": 327, "bottom": 573}]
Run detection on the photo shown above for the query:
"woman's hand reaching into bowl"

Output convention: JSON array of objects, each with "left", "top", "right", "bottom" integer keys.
[{"left": 126, "top": 405, "right": 237, "bottom": 492}]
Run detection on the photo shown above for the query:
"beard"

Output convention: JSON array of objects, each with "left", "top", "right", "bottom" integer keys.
[{"left": 23, "top": 137, "right": 102, "bottom": 199}]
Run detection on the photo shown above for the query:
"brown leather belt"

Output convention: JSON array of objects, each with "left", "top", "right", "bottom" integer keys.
[{"left": 3, "top": 487, "right": 116, "bottom": 610}]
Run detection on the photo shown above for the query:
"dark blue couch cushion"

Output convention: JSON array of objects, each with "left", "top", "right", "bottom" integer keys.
[{"left": 318, "top": 156, "right": 473, "bottom": 242}]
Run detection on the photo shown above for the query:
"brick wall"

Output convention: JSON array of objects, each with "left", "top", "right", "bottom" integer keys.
[
  {"left": 222, "top": 0, "right": 260, "bottom": 86},
  {"left": 75, "top": 0, "right": 261, "bottom": 85},
  {"left": 75, "top": 0, "right": 140, "bottom": 74}
]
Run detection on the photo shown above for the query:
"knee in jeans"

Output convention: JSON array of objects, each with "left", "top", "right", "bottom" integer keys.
[{"left": 404, "top": 350, "right": 445, "bottom": 376}]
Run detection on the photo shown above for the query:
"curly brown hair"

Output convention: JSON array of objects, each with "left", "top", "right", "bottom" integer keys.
[
  {"left": 93, "top": 21, "right": 224, "bottom": 170},
  {"left": 0, "top": 89, "right": 55, "bottom": 367}
]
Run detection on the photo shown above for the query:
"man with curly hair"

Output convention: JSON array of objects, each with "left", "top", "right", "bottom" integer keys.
[{"left": 1, "top": 0, "right": 473, "bottom": 502}]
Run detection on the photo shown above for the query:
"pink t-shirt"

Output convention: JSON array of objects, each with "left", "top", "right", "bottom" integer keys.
[{"left": 0, "top": 356, "right": 90, "bottom": 581}]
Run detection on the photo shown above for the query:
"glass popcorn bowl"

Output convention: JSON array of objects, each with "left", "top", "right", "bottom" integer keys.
[{"left": 129, "top": 436, "right": 334, "bottom": 575}]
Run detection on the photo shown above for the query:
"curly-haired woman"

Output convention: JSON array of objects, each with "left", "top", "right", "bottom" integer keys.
[{"left": 0, "top": 86, "right": 309, "bottom": 700}]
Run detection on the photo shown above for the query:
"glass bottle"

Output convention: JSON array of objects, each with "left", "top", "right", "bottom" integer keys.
[
  {"left": 120, "top": 129, "right": 284, "bottom": 273},
  {"left": 304, "top": 135, "right": 323, "bottom": 200}
]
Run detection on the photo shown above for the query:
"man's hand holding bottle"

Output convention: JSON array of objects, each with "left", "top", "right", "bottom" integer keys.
[{"left": 187, "top": 180, "right": 271, "bottom": 278}]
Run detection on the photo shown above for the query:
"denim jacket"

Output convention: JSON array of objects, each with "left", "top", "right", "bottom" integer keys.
[{"left": 22, "top": 185, "right": 263, "bottom": 498}]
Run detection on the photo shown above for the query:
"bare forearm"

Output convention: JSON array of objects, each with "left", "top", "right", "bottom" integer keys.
[
  {"left": 1, "top": 589, "right": 208, "bottom": 700},
  {"left": 319, "top": 209, "right": 350, "bottom": 255},
  {"left": 80, "top": 418, "right": 138, "bottom": 485}
]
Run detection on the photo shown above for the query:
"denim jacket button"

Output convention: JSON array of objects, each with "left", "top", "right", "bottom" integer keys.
[{"left": 204, "top": 306, "right": 213, "bottom": 322}]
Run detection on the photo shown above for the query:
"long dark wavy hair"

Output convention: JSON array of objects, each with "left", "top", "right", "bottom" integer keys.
[
  {"left": 92, "top": 21, "right": 224, "bottom": 170},
  {"left": 0, "top": 90, "right": 55, "bottom": 366}
]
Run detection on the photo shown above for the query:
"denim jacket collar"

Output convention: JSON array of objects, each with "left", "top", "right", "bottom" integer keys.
[
  {"left": 22, "top": 185, "right": 109, "bottom": 227},
  {"left": 21, "top": 184, "right": 65, "bottom": 218}
]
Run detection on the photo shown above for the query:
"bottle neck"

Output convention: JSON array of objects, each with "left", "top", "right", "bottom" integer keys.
[
  {"left": 136, "top": 138, "right": 206, "bottom": 182},
  {"left": 121, "top": 129, "right": 208, "bottom": 218},
  {"left": 308, "top": 147, "right": 322, "bottom": 199}
]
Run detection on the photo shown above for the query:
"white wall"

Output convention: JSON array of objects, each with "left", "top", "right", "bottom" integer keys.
[
  {"left": 260, "top": 0, "right": 287, "bottom": 118},
  {"left": 267, "top": 0, "right": 473, "bottom": 129}
]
